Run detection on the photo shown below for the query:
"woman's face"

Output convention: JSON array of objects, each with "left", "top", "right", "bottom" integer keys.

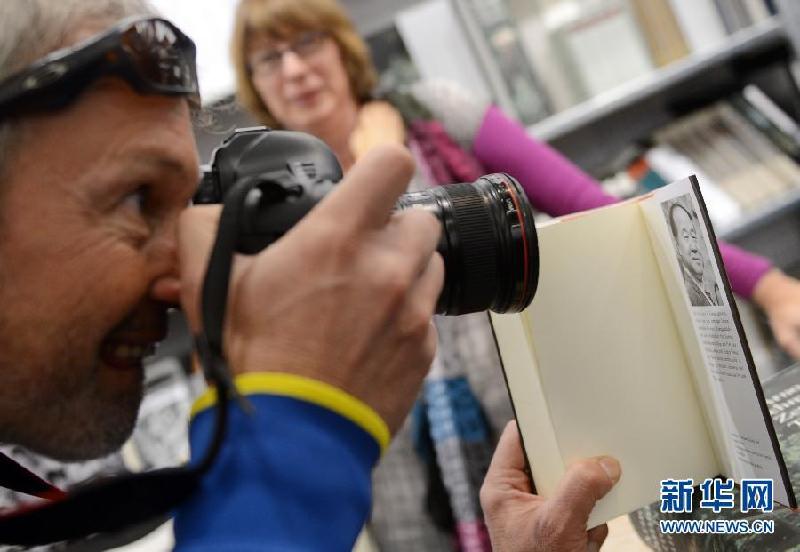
[{"left": 248, "top": 30, "right": 355, "bottom": 132}]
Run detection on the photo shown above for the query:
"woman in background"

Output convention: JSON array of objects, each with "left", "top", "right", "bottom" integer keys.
[{"left": 230, "top": 0, "right": 800, "bottom": 549}]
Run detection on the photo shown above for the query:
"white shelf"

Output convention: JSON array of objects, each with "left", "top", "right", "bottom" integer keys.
[
  {"left": 719, "top": 187, "right": 800, "bottom": 240},
  {"left": 528, "top": 19, "right": 785, "bottom": 143}
]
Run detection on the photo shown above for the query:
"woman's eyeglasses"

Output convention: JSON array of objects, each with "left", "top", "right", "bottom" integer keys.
[{"left": 249, "top": 31, "right": 328, "bottom": 76}]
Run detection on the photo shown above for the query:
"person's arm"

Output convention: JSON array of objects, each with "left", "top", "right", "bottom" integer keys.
[
  {"left": 480, "top": 421, "right": 620, "bottom": 552},
  {"left": 473, "top": 105, "right": 618, "bottom": 217},
  {"left": 173, "top": 145, "right": 443, "bottom": 550},
  {"left": 173, "top": 374, "right": 385, "bottom": 551}
]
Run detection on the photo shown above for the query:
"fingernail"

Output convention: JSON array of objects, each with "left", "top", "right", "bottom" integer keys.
[
  {"left": 587, "top": 542, "right": 600, "bottom": 552},
  {"left": 598, "top": 456, "right": 621, "bottom": 484}
]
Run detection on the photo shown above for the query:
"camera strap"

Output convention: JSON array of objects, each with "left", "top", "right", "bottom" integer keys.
[
  {"left": 0, "top": 453, "right": 67, "bottom": 500},
  {"left": 0, "top": 178, "right": 263, "bottom": 546}
]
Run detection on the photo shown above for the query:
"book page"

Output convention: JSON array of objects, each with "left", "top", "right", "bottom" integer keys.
[
  {"left": 637, "top": 186, "right": 734, "bottom": 481},
  {"left": 493, "top": 200, "right": 721, "bottom": 528},
  {"left": 639, "top": 177, "right": 794, "bottom": 507}
]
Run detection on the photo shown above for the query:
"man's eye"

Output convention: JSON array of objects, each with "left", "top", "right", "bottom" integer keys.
[{"left": 120, "top": 186, "right": 149, "bottom": 216}]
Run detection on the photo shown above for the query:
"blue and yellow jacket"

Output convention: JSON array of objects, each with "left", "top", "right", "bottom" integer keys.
[{"left": 173, "top": 372, "right": 388, "bottom": 551}]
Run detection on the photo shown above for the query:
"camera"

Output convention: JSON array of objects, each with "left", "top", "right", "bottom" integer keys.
[{"left": 194, "top": 127, "right": 539, "bottom": 315}]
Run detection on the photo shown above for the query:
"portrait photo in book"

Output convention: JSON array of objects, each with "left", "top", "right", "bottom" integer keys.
[{"left": 662, "top": 194, "right": 723, "bottom": 307}]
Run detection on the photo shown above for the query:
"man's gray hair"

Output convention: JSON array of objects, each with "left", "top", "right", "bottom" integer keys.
[{"left": 0, "top": 0, "right": 158, "bottom": 177}]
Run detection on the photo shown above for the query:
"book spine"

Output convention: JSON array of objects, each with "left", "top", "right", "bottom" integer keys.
[
  {"left": 742, "top": 0, "right": 773, "bottom": 22},
  {"left": 667, "top": 0, "right": 729, "bottom": 52},
  {"left": 742, "top": 84, "right": 800, "bottom": 141},
  {"left": 713, "top": 0, "right": 747, "bottom": 33},
  {"left": 715, "top": 103, "right": 800, "bottom": 194},
  {"left": 693, "top": 110, "right": 774, "bottom": 207},
  {"left": 732, "top": 0, "right": 757, "bottom": 26},
  {"left": 654, "top": 103, "right": 800, "bottom": 211},
  {"left": 557, "top": 5, "right": 653, "bottom": 97},
  {"left": 628, "top": 0, "right": 690, "bottom": 67},
  {"left": 729, "top": 94, "right": 800, "bottom": 162},
  {"left": 707, "top": 106, "right": 785, "bottom": 205},
  {"left": 515, "top": 12, "right": 585, "bottom": 111}
]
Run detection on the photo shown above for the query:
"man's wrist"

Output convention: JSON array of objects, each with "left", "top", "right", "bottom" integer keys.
[{"left": 191, "top": 372, "right": 390, "bottom": 453}]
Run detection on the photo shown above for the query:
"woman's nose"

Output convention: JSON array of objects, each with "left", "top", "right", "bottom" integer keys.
[{"left": 281, "top": 50, "right": 311, "bottom": 78}]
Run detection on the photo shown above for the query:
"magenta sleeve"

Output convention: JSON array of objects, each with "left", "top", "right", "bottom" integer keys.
[
  {"left": 717, "top": 241, "right": 772, "bottom": 298},
  {"left": 472, "top": 106, "right": 618, "bottom": 216},
  {"left": 472, "top": 105, "right": 772, "bottom": 299}
]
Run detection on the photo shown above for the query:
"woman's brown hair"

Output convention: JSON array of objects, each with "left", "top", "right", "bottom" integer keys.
[{"left": 232, "top": 0, "right": 377, "bottom": 128}]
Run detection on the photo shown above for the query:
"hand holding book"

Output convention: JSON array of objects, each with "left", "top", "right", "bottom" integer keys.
[{"left": 481, "top": 421, "right": 621, "bottom": 552}]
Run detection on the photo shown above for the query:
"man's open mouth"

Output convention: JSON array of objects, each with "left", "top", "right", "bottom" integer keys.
[{"left": 100, "top": 340, "right": 157, "bottom": 370}]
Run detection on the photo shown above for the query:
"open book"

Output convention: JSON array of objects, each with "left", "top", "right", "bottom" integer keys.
[{"left": 490, "top": 177, "right": 796, "bottom": 527}]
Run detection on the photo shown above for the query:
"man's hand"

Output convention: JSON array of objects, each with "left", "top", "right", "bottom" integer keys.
[
  {"left": 349, "top": 101, "right": 406, "bottom": 161},
  {"left": 178, "top": 144, "right": 443, "bottom": 434},
  {"left": 753, "top": 269, "right": 800, "bottom": 360},
  {"left": 480, "top": 421, "right": 621, "bottom": 552}
]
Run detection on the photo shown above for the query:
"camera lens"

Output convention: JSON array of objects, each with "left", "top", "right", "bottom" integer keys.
[
  {"left": 395, "top": 173, "right": 539, "bottom": 315},
  {"left": 196, "top": 129, "right": 540, "bottom": 317}
]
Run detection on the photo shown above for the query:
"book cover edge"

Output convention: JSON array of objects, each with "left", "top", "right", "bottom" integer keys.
[
  {"left": 487, "top": 313, "right": 539, "bottom": 496},
  {"left": 689, "top": 174, "right": 797, "bottom": 508}
]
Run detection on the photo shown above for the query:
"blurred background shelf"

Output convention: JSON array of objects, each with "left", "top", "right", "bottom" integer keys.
[
  {"left": 720, "top": 186, "right": 800, "bottom": 241},
  {"left": 531, "top": 19, "right": 784, "bottom": 144},
  {"left": 528, "top": 18, "right": 794, "bottom": 177}
]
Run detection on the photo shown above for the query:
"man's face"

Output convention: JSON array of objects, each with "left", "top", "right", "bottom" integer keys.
[
  {"left": 672, "top": 206, "right": 703, "bottom": 279},
  {"left": 0, "top": 77, "right": 199, "bottom": 460}
]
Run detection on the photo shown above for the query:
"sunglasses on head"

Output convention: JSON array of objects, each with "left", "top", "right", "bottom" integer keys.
[{"left": 0, "top": 16, "right": 200, "bottom": 119}]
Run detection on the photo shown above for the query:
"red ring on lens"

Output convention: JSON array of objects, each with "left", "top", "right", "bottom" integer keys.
[{"left": 501, "top": 178, "right": 529, "bottom": 301}]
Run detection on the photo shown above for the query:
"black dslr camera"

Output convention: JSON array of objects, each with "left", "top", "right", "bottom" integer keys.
[{"left": 194, "top": 127, "right": 539, "bottom": 315}]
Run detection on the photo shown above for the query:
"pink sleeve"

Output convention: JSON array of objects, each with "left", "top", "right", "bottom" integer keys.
[
  {"left": 472, "top": 106, "right": 617, "bottom": 216},
  {"left": 717, "top": 242, "right": 772, "bottom": 298},
  {"left": 472, "top": 105, "right": 772, "bottom": 299}
]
